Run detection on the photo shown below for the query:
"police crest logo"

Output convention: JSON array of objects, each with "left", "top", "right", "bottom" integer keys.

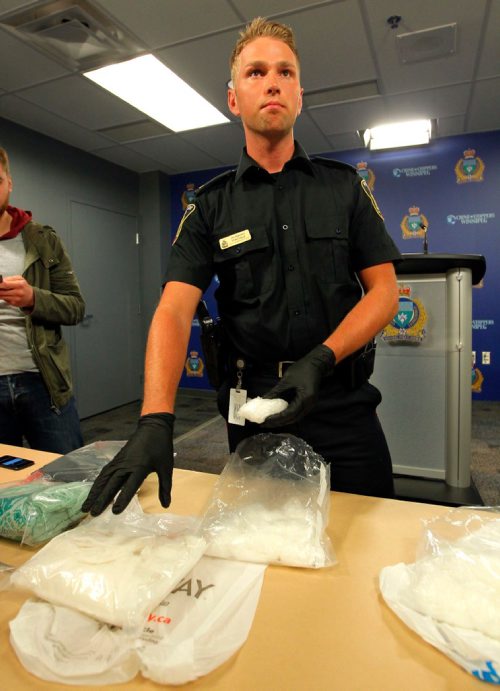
[
  {"left": 400, "top": 206, "right": 428, "bottom": 239},
  {"left": 471, "top": 352, "right": 484, "bottom": 393},
  {"left": 356, "top": 161, "right": 376, "bottom": 191},
  {"left": 185, "top": 350, "right": 204, "bottom": 377},
  {"left": 381, "top": 285, "right": 427, "bottom": 345},
  {"left": 455, "top": 148, "right": 485, "bottom": 184},
  {"left": 471, "top": 366, "right": 484, "bottom": 393},
  {"left": 360, "top": 178, "right": 383, "bottom": 219},
  {"left": 173, "top": 203, "right": 196, "bottom": 244},
  {"left": 181, "top": 182, "right": 196, "bottom": 210}
]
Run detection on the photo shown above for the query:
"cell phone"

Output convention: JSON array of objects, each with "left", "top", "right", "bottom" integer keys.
[
  {"left": 0, "top": 455, "right": 35, "bottom": 471},
  {"left": 0, "top": 275, "right": 3, "bottom": 283}
]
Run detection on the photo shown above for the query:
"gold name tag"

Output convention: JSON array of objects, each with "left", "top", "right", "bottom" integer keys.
[{"left": 219, "top": 229, "right": 252, "bottom": 250}]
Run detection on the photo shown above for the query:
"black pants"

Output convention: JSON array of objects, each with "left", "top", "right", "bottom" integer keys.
[{"left": 217, "top": 372, "right": 394, "bottom": 499}]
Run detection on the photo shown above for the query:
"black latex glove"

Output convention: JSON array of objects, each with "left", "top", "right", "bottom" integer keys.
[
  {"left": 81, "top": 413, "right": 175, "bottom": 516},
  {"left": 261, "top": 344, "right": 336, "bottom": 427}
]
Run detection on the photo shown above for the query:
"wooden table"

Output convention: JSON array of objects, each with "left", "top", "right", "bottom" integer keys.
[{"left": 0, "top": 443, "right": 485, "bottom": 690}]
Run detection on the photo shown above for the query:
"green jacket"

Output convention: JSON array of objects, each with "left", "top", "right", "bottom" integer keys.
[{"left": 22, "top": 221, "right": 85, "bottom": 410}]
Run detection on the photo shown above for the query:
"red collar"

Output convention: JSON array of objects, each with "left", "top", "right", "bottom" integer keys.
[{"left": 0, "top": 206, "right": 32, "bottom": 240}]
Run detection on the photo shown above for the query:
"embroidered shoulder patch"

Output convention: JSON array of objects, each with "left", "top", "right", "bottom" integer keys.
[
  {"left": 173, "top": 203, "right": 196, "bottom": 244},
  {"left": 361, "top": 179, "right": 384, "bottom": 220}
]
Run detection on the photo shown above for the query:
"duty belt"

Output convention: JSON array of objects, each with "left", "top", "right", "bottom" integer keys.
[{"left": 231, "top": 340, "right": 376, "bottom": 390}]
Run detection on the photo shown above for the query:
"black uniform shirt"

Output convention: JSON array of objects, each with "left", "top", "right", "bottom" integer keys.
[{"left": 166, "top": 142, "right": 401, "bottom": 362}]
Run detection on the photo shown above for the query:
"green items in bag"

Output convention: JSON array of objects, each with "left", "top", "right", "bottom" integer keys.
[{"left": 0, "top": 481, "right": 90, "bottom": 545}]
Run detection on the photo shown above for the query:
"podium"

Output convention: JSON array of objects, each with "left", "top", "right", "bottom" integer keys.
[{"left": 371, "top": 253, "right": 486, "bottom": 505}]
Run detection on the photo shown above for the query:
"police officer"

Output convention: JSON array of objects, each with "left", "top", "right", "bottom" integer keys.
[{"left": 82, "top": 17, "right": 401, "bottom": 517}]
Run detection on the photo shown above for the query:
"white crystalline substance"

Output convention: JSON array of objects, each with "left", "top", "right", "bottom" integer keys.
[
  {"left": 238, "top": 397, "right": 288, "bottom": 424},
  {"left": 387, "top": 519, "right": 500, "bottom": 640},
  {"left": 11, "top": 530, "right": 206, "bottom": 629},
  {"left": 205, "top": 493, "right": 329, "bottom": 569}
]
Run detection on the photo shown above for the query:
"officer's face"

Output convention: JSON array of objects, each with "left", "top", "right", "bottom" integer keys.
[
  {"left": 0, "top": 163, "right": 12, "bottom": 214},
  {"left": 228, "top": 37, "right": 303, "bottom": 139}
]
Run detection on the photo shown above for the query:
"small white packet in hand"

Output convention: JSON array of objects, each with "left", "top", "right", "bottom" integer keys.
[{"left": 238, "top": 397, "right": 288, "bottom": 424}]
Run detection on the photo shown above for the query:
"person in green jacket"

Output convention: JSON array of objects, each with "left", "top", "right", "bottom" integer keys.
[{"left": 0, "top": 146, "right": 85, "bottom": 454}]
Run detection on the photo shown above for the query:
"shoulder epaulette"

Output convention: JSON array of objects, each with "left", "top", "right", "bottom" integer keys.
[
  {"left": 312, "top": 156, "right": 357, "bottom": 174},
  {"left": 195, "top": 169, "right": 236, "bottom": 196}
]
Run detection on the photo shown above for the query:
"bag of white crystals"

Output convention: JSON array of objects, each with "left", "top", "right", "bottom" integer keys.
[
  {"left": 199, "top": 433, "right": 336, "bottom": 569},
  {"left": 379, "top": 506, "right": 500, "bottom": 684}
]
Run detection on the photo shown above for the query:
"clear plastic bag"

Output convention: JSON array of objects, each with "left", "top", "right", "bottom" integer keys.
[
  {"left": 379, "top": 506, "right": 500, "bottom": 684},
  {"left": 24, "top": 440, "right": 126, "bottom": 484},
  {"left": 10, "top": 497, "right": 207, "bottom": 631},
  {"left": 200, "top": 433, "right": 336, "bottom": 568},
  {"left": 0, "top": 480, "right": 90, "bottom": 545},
  {"left": 0, "top": 442, "right": 129, "bottom": 546}
]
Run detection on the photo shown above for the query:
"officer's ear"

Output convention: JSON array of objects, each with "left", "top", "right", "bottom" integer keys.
[
  {"left": 297, "top": 87, "right": 304, "bottom": 117},
  {"left": 227, "top": 86, "right": 240, "bottom": 118}
]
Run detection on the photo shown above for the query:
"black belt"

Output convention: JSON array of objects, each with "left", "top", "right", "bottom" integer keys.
[
  {"left": 230, "top": 341, "right": 376, "bottom": 389},
  {"left": 231, "top": 357, "right": 295, "bottom": 379}
]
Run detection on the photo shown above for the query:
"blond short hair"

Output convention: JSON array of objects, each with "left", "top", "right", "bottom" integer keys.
[
  {"left": 0, "top": 147, "right": 10, "bottom": 175},
  {"left": 229, "top": 16, "right": 299, "bottom": 84}
]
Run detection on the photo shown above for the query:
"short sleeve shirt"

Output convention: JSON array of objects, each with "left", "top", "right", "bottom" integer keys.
[{"left": 165, "top": 142, "right": 401, "bottom": 362}]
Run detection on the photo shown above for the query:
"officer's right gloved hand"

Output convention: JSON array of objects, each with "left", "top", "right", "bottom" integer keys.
[
  {"left": 261, "top": 344, "right": 336, "bottom": 427},
  {"left": 81, "top": 412, "right": 175, "bottom": 516}
]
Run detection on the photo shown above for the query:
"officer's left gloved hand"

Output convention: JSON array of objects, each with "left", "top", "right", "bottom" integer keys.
[{"left": 261, "top": 344, "right": 336, "bottom": 427}]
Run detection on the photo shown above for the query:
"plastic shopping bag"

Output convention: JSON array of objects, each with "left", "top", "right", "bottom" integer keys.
[
  {"left": 137, "top": 555, "right": 266, "bottom": 684},
  {"left": 10, "top": 599, "right": 140, "bottom": 685},
  {"left": 200, "top": 433, "right": 336, "bottom": 568},
  {"left": 10, "top": 557, "right": 266, "bottom": 686},
  {"left": 10, "top": 497, "right": 206, "bottom": 630},
  {"left": 379, "top": 506, "right": 500, "bottom": 684}
]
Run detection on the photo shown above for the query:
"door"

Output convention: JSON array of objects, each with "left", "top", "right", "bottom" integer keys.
[{"left": 70, "top": 201, "right": 142, "bottom": 418}]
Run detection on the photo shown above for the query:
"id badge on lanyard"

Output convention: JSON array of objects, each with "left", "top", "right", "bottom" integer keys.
[{"left": 228, "top": 358, "right": 247, "bottom": 426}]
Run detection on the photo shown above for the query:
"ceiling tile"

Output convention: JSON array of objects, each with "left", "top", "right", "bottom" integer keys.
[
  {"left": 155, "top": 29, "right": 238, "bottom": 116},
  {"left": 90, "top": 145, "right": 169, "bottom": 173},
  {"left": 476, "top": 0, "right": 500, "bottom": 79},
  {"left": 128, "top": 134, "right": 223, "bottom": 173},
  {"left": 293, "top": 112, "right": 331, "bottom": 154},
  {"left": 232, "top": 0, "right": 347, "bottom": 18},
  {"left": 285, "top": 3, "right": 377, "bottom": 92},
  {"left": 0, "top": 26, "right": 71, "bottom": 90},
  {"left": 324, "top": 132, "right": 365, "bottom": 153},
  {"left": 0, "top": 93, "right": 113, "bottom": 150},
  {"left": 308, "top": 83, "right": 471, "bottom": 135},
  {"left": 0, "top": 0, "right": 38, "bottom": 14},
  {"left": 179, "top": 122, "right": 244, "bottom": 167},
  {"left": 0, "top": 0, "right": 497, "bottom": 174},
  {"left": 466, "top": 77, "right": 500, "bottom": 134},
  {"left": 17, "top": 75, "right": 148, "bottom": 129},
  {"left": 436, "top": 114, "right": 466, "bottom": 138},
  {"left": 96, "top": 0, "right": 242, "bottom": 50},
  {"left": 363, "top": 0, "right": 488, "bottom": 91},
  {"left": 97, "top": 120, "right": 170, "bottom": 143}
]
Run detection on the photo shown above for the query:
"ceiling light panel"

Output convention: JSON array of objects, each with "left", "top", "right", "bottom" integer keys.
[
  {"left": 364, "top": 119, "right": 432, "bottom": 150},
  {"left": 84, "top": 54, "right": 229, "bottom": 132}
]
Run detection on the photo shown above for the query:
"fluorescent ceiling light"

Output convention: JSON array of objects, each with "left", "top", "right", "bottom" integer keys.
[
  {"left": 364, "top": 119, "right": 431, "bottom": 150},
  {"left": 84, "top": 54, "right": 229, "bottom": 132}
]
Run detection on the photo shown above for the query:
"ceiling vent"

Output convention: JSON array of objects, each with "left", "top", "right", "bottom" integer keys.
[
  {"left": 0, "top": 0, "right": 144, "bottom": 70},
  {"left": 396, "top": 23, "right": 457, "bottom": 64}
]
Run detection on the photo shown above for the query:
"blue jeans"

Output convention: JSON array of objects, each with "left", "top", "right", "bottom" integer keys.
[{"left": 0, "top": 372, "right": 83, "bottom": 454}]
